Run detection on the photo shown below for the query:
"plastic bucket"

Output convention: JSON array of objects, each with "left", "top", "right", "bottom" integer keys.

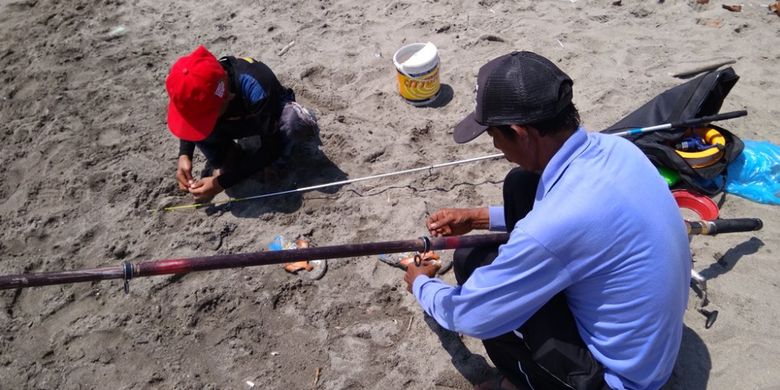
[{"left": 393, "top": 42, "right": 441, "bottom": 106}]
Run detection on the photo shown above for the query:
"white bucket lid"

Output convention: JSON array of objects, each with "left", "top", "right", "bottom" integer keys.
[{"left": 394, "top": 42, "right": 439, "bottom": 75}]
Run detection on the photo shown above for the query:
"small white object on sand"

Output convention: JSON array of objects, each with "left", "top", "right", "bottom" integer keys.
[{"left": 278, "top": 41, "right": 295, "bottom": 56}]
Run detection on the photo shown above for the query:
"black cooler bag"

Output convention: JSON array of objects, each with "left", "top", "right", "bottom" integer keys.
[{"left": 602, "top": 67, "right": 744, "bottom": 196}]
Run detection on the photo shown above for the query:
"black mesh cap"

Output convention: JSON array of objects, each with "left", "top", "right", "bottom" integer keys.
[{"left": 454, "top": 51, "right": 573, "bottom": 144}]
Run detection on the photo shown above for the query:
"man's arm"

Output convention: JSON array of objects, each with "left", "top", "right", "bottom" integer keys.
[
  {"left": 176, "top": 140, "right": 196, "bottom": 191},
  {"left": 427, "top": 206, "right": 508, "bottom": 236},
  {"left": 410, "top": 229, "right": 571, "bottom": 339},
  {"left": 426, "top": 207, "right": 490, "bottom": 236},
  {"left": 179, "top": 140, "right": 195, "bottom": 158},
  {"left": 487, "top": 206, "right": 507, "bottom": 232}
]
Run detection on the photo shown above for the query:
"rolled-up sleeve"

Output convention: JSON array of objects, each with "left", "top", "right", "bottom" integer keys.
[
  {"left": 413, "top": 228, "right": 571, "bottom": 339},
  {"left": 488, "top": 206, "right": 506, "bottom": 232}
]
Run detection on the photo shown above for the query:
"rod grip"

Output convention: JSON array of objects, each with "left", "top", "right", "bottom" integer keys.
[
  {"left": 710, "top": 218, "right": 763, "bottom": 234},
  {"left": 673, "top": 110, "right": 747, "bottom": 128}
]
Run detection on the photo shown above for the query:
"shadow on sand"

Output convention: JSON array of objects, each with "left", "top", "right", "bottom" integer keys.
[
  {"left": 698, "top": 236, "right": 764, "bottom": 280},
  {"left": 406, "top": 83, "right": 454, "bottom": 109},
  {"left": 423, "top": 314, "right": 496, "bottom": 386},
  {"left": 204, "top": 138, "right": 348, "bottom": 218},
  {"left": 423, "top": 316, "right": 713, "bottom": 389},
  {"left": 664, "top": 326, "right": 711, "bottom": 390}
]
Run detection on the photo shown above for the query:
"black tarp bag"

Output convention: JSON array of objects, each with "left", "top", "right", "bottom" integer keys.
[{"left": 602, "top": 67, "right": 744, "bottom": 196}]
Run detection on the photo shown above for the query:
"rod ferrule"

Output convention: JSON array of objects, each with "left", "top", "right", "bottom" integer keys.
[
  {"left": 122, "top": 261, "right": 134, "bottom": 294},
  {"left": 415, "top": 236, "right": 433, "bottom": 266},
  {"left": 419, "top": 236, "right": 431, "bottom": 253}
]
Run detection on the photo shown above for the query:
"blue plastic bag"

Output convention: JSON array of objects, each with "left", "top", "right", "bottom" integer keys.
[
  {"left": 725, "top": 140, "right": 780, "bottom": 205},
  {"left": 267, "top": 235, "right": 296, "bottom": 251}
]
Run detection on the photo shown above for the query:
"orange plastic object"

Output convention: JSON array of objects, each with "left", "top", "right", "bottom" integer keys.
[
  {"left": 283, "top": 239, "right": 313, "bottom": 273},
  {"left": 672, "top": 189, "right": 719, "bottom": 220}
]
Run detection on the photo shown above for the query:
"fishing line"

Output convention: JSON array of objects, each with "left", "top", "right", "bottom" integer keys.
[
  {"left": 154, "top": 110, "right": 746, "bottom": 213},
  {"left": 153, "top": 153, "right": 506, "bottom": 212}
]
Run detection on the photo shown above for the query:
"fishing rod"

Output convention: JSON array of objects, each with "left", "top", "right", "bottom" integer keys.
[
  {"left": 0, "top": 234, "right": 507, "bottom": 292},
  {"left": 158, "top": 111, "right": 746, "bottom": 212},
  {"left": 0, "top": 218, "right": 762, "bottom": 292},
  {"left": 609, "top": 110, "right": 746, "bottom": 137},
  {"left": 685, "top": 218, "right": 762, "bottom": 235}
]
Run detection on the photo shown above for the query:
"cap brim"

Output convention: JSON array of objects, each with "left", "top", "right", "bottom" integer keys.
[
  {"left": 167, "top": 100, "right": 220, "bottom": 142},
  {"left": 453, "top": 112, "right": 489, "bottom": 144}
]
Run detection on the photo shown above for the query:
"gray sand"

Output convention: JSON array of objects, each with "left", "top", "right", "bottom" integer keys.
[{"left": 1, "top": 1, "right": 778, "bottom": 388}]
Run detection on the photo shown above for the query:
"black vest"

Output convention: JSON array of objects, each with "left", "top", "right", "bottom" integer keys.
[{"left": 217, "top": 56, "right": 290, "bottom": 135}]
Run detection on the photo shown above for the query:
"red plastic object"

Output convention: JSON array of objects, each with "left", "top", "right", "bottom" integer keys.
[{"left": 672, "top": 190, "right": 719, "bottom": 221}]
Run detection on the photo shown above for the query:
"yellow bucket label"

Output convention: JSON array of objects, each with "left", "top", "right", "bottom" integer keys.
[{"left": 397, "top": 66, "right": 440, "bottom": 101}]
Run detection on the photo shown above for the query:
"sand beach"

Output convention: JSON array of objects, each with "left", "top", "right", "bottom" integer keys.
[{"left": 1, "top": 1, "right": 779, "bottom": 388}]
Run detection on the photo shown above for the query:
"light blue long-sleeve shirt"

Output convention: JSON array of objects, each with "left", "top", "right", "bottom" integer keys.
[{"left": 413, "top": 129, "right": 691, "bottom": 390}]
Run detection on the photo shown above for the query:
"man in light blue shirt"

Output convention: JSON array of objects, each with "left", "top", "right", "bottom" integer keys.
[{"left": 404, "top": 52, "right": 691, "bottom": 389}]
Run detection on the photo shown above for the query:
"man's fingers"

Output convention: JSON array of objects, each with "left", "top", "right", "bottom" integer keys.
[
  {"left": 433, "top": 226, "right": 451, "bottom": 236},
  {"left": 421, "top": 260, "right": 441, "bottom": 272},
  {"left": 176, "top": 167, "right": 195, "bottom": 190},
  {"left": 189, "top": 180, "right": 204, "bottom": 190},
  {"left": 428, "top": 215, "right": 452, "bottom": 231},
  {"left": 191, "top": 188, "right": 211, "bottom": 201},
  {"left": 403, "top": 270, "right": 414, "bottom": 293}
]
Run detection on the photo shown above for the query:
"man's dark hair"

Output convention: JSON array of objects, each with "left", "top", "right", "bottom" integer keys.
[{"left": 497, "top": 103, "right": 580, "bottom": 139}]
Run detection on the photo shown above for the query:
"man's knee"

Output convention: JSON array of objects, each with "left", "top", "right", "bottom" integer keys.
[
  {"left": 452, "top": 248, "right": 472, "bottom": 285},
  {"left": 453, "top": 245, "right": 499, "bottom": 285},
  {"left": 279, "top": 101, "right": 319, "bottom": 142},
  {"left": 503, "top": 168, "right": 540, "bottom": 192},
  {"left": 502, "top": 169, "right": 540, "bottom": 230},
  {"left": 196, "top": 141, "right": 241, "bottom": 169}
]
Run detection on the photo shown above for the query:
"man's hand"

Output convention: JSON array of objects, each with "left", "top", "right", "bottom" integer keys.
[
  {"left": 427, "top": 208, "right": 489, "bottom": 237},
  {"left": 188, "top": 176, "right": 223, "bottom": 202},
  {"left": 404, "top": 259, "right": 439, "bottom": 293},
  {"left": 176, "top": 155, "right": 194, "bottom": 191}
]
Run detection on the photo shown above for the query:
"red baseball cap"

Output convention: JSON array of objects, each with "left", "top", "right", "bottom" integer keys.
[{"left": 166, "top": 45, "right": 228, "bottom": 141}]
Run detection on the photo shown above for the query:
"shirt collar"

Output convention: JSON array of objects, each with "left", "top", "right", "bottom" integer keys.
[{"left": 536, "top": 127, "right": 590, "bottom": 200}]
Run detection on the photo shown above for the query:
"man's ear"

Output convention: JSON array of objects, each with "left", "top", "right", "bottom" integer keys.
[{"left": 510, "top": 124, "right": 529, "bottom": 142}]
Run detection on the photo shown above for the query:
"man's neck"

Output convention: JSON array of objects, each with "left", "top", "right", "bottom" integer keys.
[{"left": 534, "top": 128, "right": 576, "bottom": 172}]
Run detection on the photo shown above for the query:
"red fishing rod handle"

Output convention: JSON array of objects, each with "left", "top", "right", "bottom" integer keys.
[{"left": 414, "top": 236, "right": 432, "bottom": 266}]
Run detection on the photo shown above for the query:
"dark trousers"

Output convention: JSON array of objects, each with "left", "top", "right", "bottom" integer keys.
[
  {"left": 195, "top": 101, "right": 317, "bottom": 171},
  {"left": 195, "top": 119, "right": 282, "bottom": 171},
  {"left": 453, "top": 169, "right": 608, "bottom": 390}
]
